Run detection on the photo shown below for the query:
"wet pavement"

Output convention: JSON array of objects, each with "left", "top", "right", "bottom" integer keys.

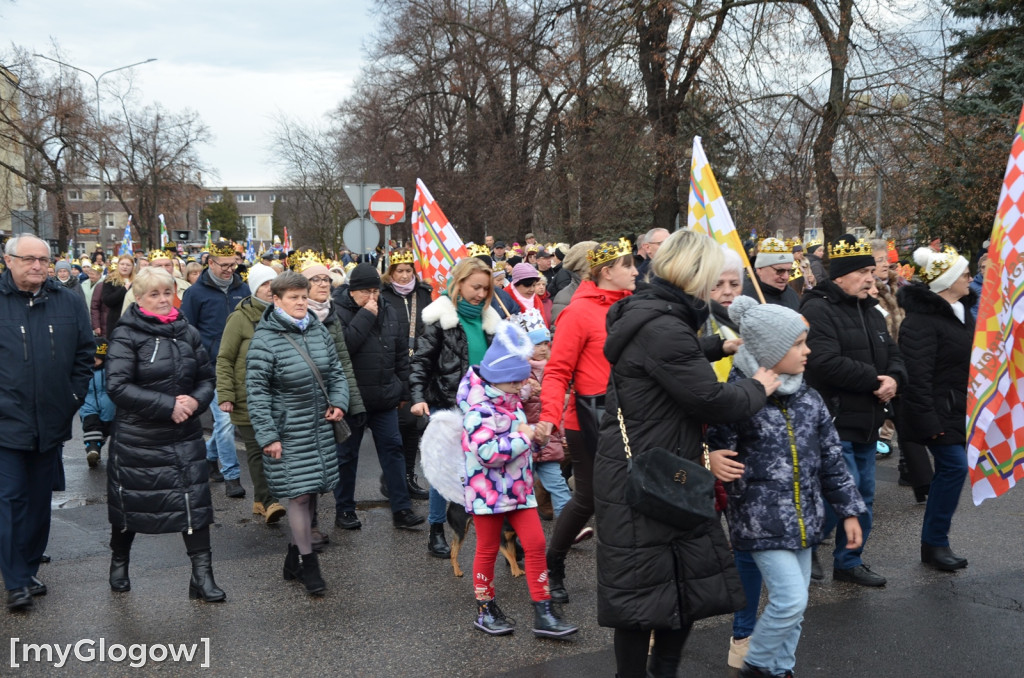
[{"left": 3, "top": 422, "right": 1022, "bottom": 677}]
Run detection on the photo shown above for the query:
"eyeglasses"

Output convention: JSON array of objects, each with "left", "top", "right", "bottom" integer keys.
[
  {"left": 649, "top": 240, "right": 665, "bottom": 247},
  {"left": 308, "top": 276, "right": 332, "bottom": 285},
  {"left": 770, "top": 266, "right": 791, "bottom": 277},
  {"left": 210, "top": 260, "right": 237, "bottom": 270},
  {"left": 8, "top": 254, "right": 51, "bottom": 266}
]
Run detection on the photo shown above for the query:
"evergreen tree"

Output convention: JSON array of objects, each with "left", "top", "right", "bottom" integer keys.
[{"left": 200, "top": 188, "right": 243, "bottom": 242}]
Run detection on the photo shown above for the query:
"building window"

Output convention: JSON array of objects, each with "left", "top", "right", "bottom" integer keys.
[
  {"left": 103, "top": 213, "right": 116, "bottom": 229},
  {"left": 103, "top": 190, "right": 113, "bottom": 201},
  {"left": 206, "top": 193, "right": 222, "bottom": 203},
  {"left": 70, "top": 213, "right": 84, "bottom": 227},
  {"left": 68, "top": 189, "right": 81, "bottom": 201},
  {"left": 269, "top": 194, "right": 276, "bottom": 203},
  {"left": 242, "top": 215, "right": 257, "bottom": 240},
  {"left": 236, "top": 193, "right": 255, "bottom": 203}
]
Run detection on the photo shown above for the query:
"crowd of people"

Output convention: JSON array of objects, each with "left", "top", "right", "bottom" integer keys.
[{"left": 0, "top": 225, "right": 981, "bottom": 677}]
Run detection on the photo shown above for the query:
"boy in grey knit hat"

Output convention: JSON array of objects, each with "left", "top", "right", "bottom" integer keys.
[{"left": 707, "top": 295, "right": 865, "bottom": 678}]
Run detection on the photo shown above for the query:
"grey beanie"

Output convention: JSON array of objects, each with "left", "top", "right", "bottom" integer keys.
[
  {"left": 728, "top": 296, "right": 809, "bottom": 368},
  {"left": 55, "top": 260, "right": 72, "bottom": 272}
]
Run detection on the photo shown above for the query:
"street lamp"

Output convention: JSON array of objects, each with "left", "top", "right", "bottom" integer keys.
[{"left": 32, "top": 54, "right": 157, "bottom": 122}]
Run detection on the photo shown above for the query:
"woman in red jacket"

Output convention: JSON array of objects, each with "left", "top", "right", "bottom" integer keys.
[{"left": 535, "top": 239, "right": 636, "bottom": 603}]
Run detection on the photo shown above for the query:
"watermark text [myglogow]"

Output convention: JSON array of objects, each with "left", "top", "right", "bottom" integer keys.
[{"left": 9, "top": 637, "right": 210, "bottom": 669}]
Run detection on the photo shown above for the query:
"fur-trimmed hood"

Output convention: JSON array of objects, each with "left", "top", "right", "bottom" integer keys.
[{"left": 421, "top": 294, "right": 502, "bottom": 333}]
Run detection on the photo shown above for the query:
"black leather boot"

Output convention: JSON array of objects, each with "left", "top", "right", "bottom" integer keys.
[
  {"left": 921, "top": 543, "right": 968, "bottom": 571},
  {"left": 283, "top": 543, "right": 303, "bottom": 581},
  {"left": 532, "top": 599, "right": 578, "bottom": 639},
  {"left": 207, "top": 459, "right": 224, "bottom": 482},
  {"left": 406, "top": 473, "right": 430, "bottom": 500},
  {"left": 474, "top": 599, "right": 515, "bottom": 635},
  {"left": 109, "top": 550, "right": 131, "bottom": 592},
  {"left": 299, "top": 552, "right": 326, "bottom": 595},
  {"left": 546, "top": 551, "right": 569, "bottom": 603},
  {"left": 188, "top": 550, "right": 226, "bottom": 602},
  {"left": 428, "top": 523, "right": 451, "bottom": 558}
]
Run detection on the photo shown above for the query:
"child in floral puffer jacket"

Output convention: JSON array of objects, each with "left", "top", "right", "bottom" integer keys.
[{"left": 457, "top": 321, "right": 577, "bottom": 640}]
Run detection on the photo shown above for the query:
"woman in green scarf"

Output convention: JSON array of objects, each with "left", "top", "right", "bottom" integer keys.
[{"left": 409, "top": 257, "right": 501, "bottom": 557}]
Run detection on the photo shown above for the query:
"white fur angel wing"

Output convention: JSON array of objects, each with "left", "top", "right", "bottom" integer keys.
[{"left": 419, "top": 409, "right": 467, "bottom": 504}]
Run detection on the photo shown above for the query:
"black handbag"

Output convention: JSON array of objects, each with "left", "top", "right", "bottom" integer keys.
[
  {"left": 613, "top": 375, "right": 716, "bottom": 531},
  {"left": 281, "top": 333, "right": 351, "bottom": 444}
]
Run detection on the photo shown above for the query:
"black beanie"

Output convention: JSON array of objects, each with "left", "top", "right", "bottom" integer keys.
[
  {"left": 347, "top": 263, "right": 381, "bottom": 290},
  {"left": 828, "top": 234, "right": 876, "bottom": 280}
]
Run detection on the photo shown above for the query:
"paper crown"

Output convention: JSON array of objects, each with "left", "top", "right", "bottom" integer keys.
[
  {"left": 389, "top": 250, "right": 416, "bottom": 265},
  {"left": 587, "top": 238, "right": 632, "bottom": 268},
  {"left": 209, "top": 239, "right": 237, "bottom": 258},
  {"left": 147, "top": 249, "right": 172, "bottom": 262},
  {"left": 915, "top": 245, "right": 962, "bottom": 284},
  {"left": 289, "top": 249, "right": 325, "bottom": 272},
  {"left": 789, "top": 260, "right": 803, "bottom": 281},
  {"left": 758, "top": 237, "right": 791, "bottom": 254},
  {"left": 805, "top": 239, "right": 823, "bottom": 250},
  {"left": 785, "top": 237, "right": 803, "bottom": 250},
  {"left": 525, "top": 243, "right": 540, "bottom": 253},
  {"left": 828, "top": 238, "right": 872, "bottom": 259},
  {"left": 95, "top": 339, "right": 108, "bottom": 357},
  {"left": 468, "top": 243, "right": 492, "bottom": 258}
]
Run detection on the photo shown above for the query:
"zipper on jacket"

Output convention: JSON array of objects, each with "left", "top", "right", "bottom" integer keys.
[
  {"left": 20, "top": 326, "right": 28, "bottom": 360},
  {"left": 49, "top": 324, "right": 55, "bottom": 360},
  {"left": 184, "top": 491, "right": 194, "bottom": 534},
  {"left": 777, "top": 400, "right": 808, "bottom": 548},
  {"left": 150, "top": 337, "right": 160, "bottom": 363}
]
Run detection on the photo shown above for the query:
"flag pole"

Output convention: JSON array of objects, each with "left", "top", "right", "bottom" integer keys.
[{"left": 744, "top": 261, "right": 767, "bottom": 304}]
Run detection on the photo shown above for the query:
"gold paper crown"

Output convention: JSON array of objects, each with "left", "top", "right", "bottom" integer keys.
[
  {"left": 587, "top": 238, "right": 632, "bottom": 268},
  {"left": 147, "top": 249, "right": 172, "bottom": 262},
  {"left": 758, "top": 237, "right": 791, "bottom": 254},
  {"left": 209, "top": 239, "right": 237, "bottom": 258},
  {"left": 95, "top": 340, "right": 108, "bottom": 356},
  {"left": 389, "top": 250, "right": 416, "bottom": 265},
  {"left": 525, "top": 243, "right": 540, "bottom": 253},
  {"left": 917, "top": 245, "right": 961, "bottom": 284},
  {"left": 785, "top": 237, "right": 803, "bottom": 249},
  {"left": 789, "top": 260, "right": 804, "bottom": 281},
  {"left": 290, "top": 249, "right": 325, "bottom": 272},
  {"left": 468, "top": 243, "right": 492, "bottom": 258},
  {"left": 806, "top": 239, "right": 823, "bottom": 250},
  {"left": 828, "top": 238, "right": 872, "bottom": 259}
]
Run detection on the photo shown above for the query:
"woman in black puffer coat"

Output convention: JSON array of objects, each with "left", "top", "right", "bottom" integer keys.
[
  {"left": 105, "top": 267, "right": 223, "bottom": 602},
  {"left": 897, "top": 247, "right": 975, "bottom": 572},
  {"left": 594, "top": 230, "right": 776, "bottom": 678},
  {"left": 380, "top": 250, "right": 436, "bottom": 499}
]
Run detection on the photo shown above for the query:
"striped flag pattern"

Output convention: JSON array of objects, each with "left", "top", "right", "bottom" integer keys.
[
  {"left": 967, "top": 102, "right": 1024, "bottom": 505},
  {"left": 410, "top": 178, "right": 468, "bottom": 298},
  {"left": 688, "top": 136, "right": 753, "bottom": 271}
]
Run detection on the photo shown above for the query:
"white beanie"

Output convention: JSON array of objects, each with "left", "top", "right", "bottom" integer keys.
[
  {"left": 913, "top": 247, "right": 968, "bottom": 293},
  {"left": 754, "top": 238, "right": 794, "bottom": 269},
  {"left": 247, "top": 263, "right": 278, "bottom": 297}
]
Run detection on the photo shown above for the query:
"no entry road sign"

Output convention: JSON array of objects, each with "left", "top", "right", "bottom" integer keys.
[{"left": 368, "top": 187, "right": 406, "bottom": 225}]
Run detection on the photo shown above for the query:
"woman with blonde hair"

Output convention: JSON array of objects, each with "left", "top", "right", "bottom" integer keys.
[
  {"left": 593, "top": 229, "right": 777, "bottom": 677},
  {"left": 105, "top": 266, "right": 222, "bottom": 600},
  {"left": 184, "top": 261, "right": 203, "bottom": 285},
  {"left": 410, "top": 256, "right": 501, "bottom": 557},
  {"left": 535, "top": 239, "right": 637, "bottom": 603},
  {"left": 100, "top": 255, "right": 135, "bottom": 338}
]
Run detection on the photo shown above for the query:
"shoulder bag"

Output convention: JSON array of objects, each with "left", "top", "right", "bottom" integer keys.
[
  {"left": 281, "top": 333, "right": 351, "bottom": 444},
  {"left": 612, "top": 373, "right": 716, "bottom": 531}
]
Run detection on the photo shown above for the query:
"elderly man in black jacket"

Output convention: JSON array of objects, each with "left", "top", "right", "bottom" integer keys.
[
  {"left": 801, "top": 235, "right": 907, "bottom": 588},
  {"left": 331, "top": 264, "right": 424, "bottom": 530},
  {"left": 0, "top": 235, "right": 93, "bottom": 611}
]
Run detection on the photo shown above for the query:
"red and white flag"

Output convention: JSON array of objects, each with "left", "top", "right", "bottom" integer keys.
[{"left": 410, "top": 179, "right": 468, "bottom": 298}]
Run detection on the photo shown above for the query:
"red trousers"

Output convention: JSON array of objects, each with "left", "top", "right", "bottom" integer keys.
[{"left": 472, "top": 508, "right": 549, "bottom": 602}]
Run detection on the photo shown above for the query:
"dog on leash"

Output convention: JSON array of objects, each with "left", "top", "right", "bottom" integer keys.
[{"left": 445, "top": 502, "right": 523, "bottom": 578}]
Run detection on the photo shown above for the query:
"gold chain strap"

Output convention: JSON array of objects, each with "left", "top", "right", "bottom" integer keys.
[{"left": 616, "top": 407, "right": 632, "bottom": 460}]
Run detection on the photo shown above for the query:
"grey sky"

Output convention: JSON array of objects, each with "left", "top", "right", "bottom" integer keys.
[{"left": 4, "top": 0, "right": 375, "bottom": 186}]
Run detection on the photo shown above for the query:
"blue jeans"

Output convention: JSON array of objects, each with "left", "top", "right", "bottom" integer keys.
[
  {"left": 334, "top": 408, "right": 411, "bottom": 515},
  {"left": 0, "top": 446, "right": 58, "bottom": 590},
  {"left": 732, "top": 549, "right": 763, "bottom": 639},
  {"left": 428, "top": 487, "right": 447, "bottom": 525},
  {"left": 205, "top": 391, "right": 240, "bottom": 480},
  {"left": 534, "top": 461, "right": 571, "bottom": 517},
  {"left": 922, "top": 443, "right": 968, "bottom": 547},
  {"left": 745, "top": 548, "right": 811, "bottom": 675},
  {"left": 822, "top": 440, "right": 875, "bottom": 569}
]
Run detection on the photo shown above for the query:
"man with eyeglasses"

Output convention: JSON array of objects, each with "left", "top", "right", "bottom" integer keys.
[
  {"left": 743, "top": 237, "right": 801, "bottom": 311},
  {"left": 634, "top": 228, "right": 668, "bottom": 281},
  {"left": 0, "top": 235, "right": 93, "bottom": 611},
  {"left": 181, "top": 240, "right": 251, "bottom": 499},
  {"left": 120, "top": 249, "right": 192, "bottom": 314}
]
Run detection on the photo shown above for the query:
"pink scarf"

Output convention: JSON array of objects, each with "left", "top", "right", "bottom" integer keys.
[
  {"left": 138, "top": 306, "right": 180, "bottom": 324},
  {"left": 391, "top": 279, "right": 417, "bottom": 296}
]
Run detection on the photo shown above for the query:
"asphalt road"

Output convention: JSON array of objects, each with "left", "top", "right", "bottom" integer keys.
[{"left": 2, "top": 421, "right": 1022, "bottom": 677}]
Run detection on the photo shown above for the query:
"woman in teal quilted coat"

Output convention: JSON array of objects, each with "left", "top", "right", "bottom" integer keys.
[{"left": 246, "top": 271, "right": 349, "bottom": 595}]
